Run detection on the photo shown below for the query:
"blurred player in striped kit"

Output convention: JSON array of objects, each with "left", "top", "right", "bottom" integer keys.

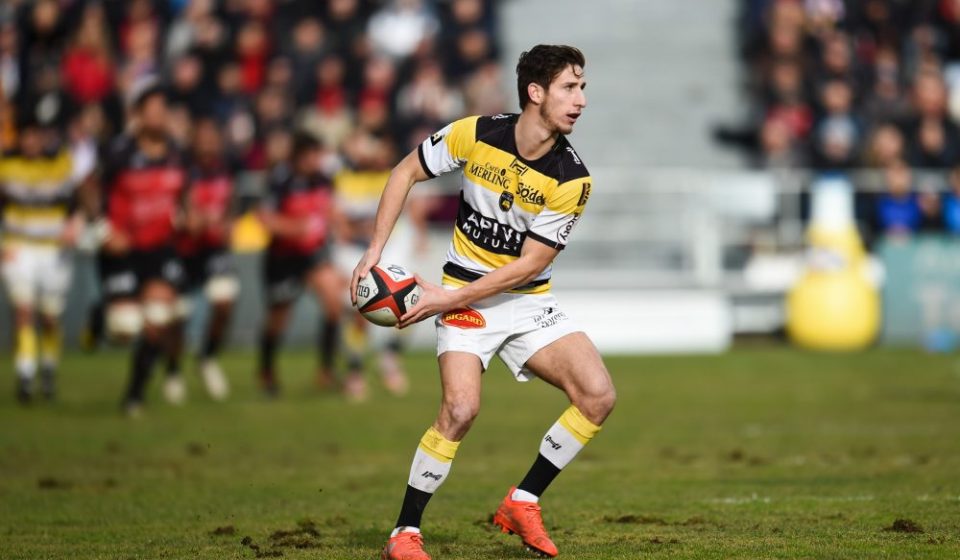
[
  {"left": 333, "top": 135, "right": 431, "bottom": 401},
  {"left": 1, "top": 110, "right": 95, "bottom": 402}
]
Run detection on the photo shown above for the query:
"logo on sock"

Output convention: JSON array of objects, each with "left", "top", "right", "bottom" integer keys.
[
  {"left": 544, "top": 435, "right": 562, "bottom": 450},
  {"left": 421, "top": 471, "right": 443, "bottom": 481}
]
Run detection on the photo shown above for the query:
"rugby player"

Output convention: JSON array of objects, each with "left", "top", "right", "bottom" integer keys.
[
  {"left": 351, "top": 45, "right": 616, "bottom": 559},
  {"left": 96, "top": 82, "right": 188, "bottom": 416},
  {"left": 256, "top": 132, "right": 343, "bottom": 396},
  {"left": 1, "top": 111, "right": 95, "bottom": 402},
  {"left": 163, "top": 117, "right": 236, "bottom": 403}
]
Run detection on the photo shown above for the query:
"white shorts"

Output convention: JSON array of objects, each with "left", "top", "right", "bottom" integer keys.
[
  {"left": 1, "top": 243, "right": 73, "bottom": 315},
  {"left": 436, "top": 289, "right": 580, "bottom": 381}
]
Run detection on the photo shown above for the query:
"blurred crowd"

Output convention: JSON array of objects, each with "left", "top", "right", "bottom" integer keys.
[
  {"left": 730, "top": 0, "right": 960, "bottom": 238},
  {"left": 0, "top": 0, "right": 506, "bottom": 183},
  {"left": 0, "top": 0, "right": 510, "bottom": 408}
]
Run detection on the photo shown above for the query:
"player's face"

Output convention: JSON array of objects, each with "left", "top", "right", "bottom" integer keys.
[
  {"left": 194, "top": 122, "right": 223, "bottom": 159},
  {"left": 541, "top": 64, "right": 587, "bottom": 135},
  {"left": 138, "top": 95, "right": 168, "bottom": 135},
  {"left": 18, "top": 127, "right": 44, "bottom": 157}
]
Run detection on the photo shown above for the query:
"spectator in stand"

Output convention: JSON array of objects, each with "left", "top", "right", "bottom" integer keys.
[
  {"left": 874, "top": 159, "right": 926, "bottom": 236},
  {"left": 942, "top": 166, "right": 960, "bottom": 233},
  {"left": 862, "top": 123, "right": 905, "bottom": 168},
  {"left": 812, "top": 79, "right": 860, "bottom": 169},
  {"left": 61, "top": 2, "right": 115, "bottom": 108},
  {"left": 367, "top": 0, "right": 438, "bottom": 60}
]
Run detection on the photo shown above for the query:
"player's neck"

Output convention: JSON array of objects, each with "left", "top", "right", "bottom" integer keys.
[
  {"left": 137, "top": 132, "right": 168, "bottom": 159},
  {"left": 515, "top": 110, "right": 558, "bottom": 161}
]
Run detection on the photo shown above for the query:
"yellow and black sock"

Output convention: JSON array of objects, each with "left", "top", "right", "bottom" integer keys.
[
  {"left": 15, "top": 325, "right": 38, "bottom": 379},
  {"left": 394, "top": 426, "right": 460, "bottom": 531},
  {"left": 517, "top": 405, "right": 602, "bottom": 500}
]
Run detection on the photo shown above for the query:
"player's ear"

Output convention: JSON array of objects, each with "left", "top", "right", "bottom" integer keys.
[{"left": 528, "top": 82, "right": 544, "bottom": 105}]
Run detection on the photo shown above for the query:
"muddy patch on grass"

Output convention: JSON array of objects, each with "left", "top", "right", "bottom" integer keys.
[
  {"left": 209, "top": 525, "right": 236, "bottom": 536},
  {"left": 604, "top": 514, "right": 714, "bottom": 528},
  {"left": 884, "top": 519, "right": 924, "bottom": 534},
  {"left": 37, "top": 476, "right": 72, "bottom": 490},
  {"left": 241, "top": 536, "right": 284, "bottom": 558},
  {"left": 186, "top": 442, "right": 208, "bottom": 457}
]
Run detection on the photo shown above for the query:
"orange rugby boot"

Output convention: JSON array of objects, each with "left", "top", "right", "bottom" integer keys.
[
  {"left": 381, "top": 530, "right": 431, "bottom": 560},
  {"left": 492, "top": 487, "right": 559, "bottom": 557}
]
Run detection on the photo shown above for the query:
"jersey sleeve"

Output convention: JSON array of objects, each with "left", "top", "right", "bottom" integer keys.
[
  {"left": 527, "top": 178, "right": 592, "bottom": 250},
  {"left": 417, "top": 116, "right": 479, "bottom": 178}
]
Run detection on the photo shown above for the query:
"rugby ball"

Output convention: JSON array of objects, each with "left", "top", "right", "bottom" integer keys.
[{"left": 356, "top": 264, "right": 422, "bottom": 327}]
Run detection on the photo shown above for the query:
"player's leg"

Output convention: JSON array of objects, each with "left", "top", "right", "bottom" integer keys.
[
  {"left": 122, "top": 277, "right": 179, "bottom": 414},
  {"left": 36, "top": 248, "right": 74, "bottom": 400},
  {"left": 2, "top": 244, "right": 39, "bottom": 402},
  {"left": 161, "top": 295, "right": 190, "bottom": 406},
  {"left": 257, "top": 301, "right": 292, "bottom": 396},
  {"left": 259, "top": 254, "right": 301, "bottom": 396},
  {"left": 308, "top": 261, "right": 353, "bottom": 395},
  {"left": 493, "top": 331, "right": 615, "bottom": 557},
  {"left": 383, "top": 351, "right": 482, "bottom": 560},
  {"left": 197, "top": 260, "right": 239, "bottom": 401}
]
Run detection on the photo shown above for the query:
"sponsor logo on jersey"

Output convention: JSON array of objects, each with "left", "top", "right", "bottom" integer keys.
[
  {"left": 491, "top": 113, "right": 511, "bottom": 120},
  {"left": 517, "top": 183, "right": 546, "bottom": 205},
  {"left": 578, "top": 182, "right": 592, "bottom": 206},
  {"left": 441, "top": 308, "right": 486, "bottom": 329},
  {"left": 509, "top": 158, "right": 529, "bottom": 176},
  {"left": 557, "top": 213, "right": 581, "bottom": 243},
  {"left": 566, "top": 146, "right": 582, "bottom": 166},
  {"left": 499, "top": 190, "right": 514, "bottom": 212},
  {"left": 457, "top": 199, "right": 525, "bottom": 255},
  {"left": 430, "top": 132, "right": 444, "bottom": 146},
  {"left": 468, "top": 162, "right": 511, "bottom": 189}
]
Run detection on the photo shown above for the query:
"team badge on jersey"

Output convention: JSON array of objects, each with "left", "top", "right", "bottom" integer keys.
[{"left": 499, "top": 190, "right": 514, "bottom": 212}]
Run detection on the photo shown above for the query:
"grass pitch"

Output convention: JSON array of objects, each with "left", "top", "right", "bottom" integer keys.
[{"left": 0, "top": 347, "right": 958, "bottom": 559}]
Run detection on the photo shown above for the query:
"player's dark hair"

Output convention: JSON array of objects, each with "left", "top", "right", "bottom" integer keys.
[
  {"left": 516, "top": 45, "right": 585, "bottom": 108},
  {"left": 291, "top": 131, "right": 322, "bottom": 161}
]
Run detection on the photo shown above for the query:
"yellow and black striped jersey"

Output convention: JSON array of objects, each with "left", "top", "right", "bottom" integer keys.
[
  {"left": 0, "top": 142, "right": 96, "bottom": 246},
  {"left": 418, "top": 113, "right": 592, "bottom": 294}
]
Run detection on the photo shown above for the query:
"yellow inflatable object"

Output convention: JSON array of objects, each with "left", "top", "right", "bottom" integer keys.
[
  {"left": 786, "top": 221, "right": 880, "bottom": 351},
  {"left": 231, "top": 211, "right": 270, "bottom": 253}
]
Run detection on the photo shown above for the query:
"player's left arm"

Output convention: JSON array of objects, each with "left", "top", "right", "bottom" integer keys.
[{"left": 398, "top": 237, "right": 559, "bottom": 328}]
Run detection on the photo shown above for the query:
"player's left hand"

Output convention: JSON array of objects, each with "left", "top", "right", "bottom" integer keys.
[{"left": 398, "top": 274, "right": 454, "bottom": 329}]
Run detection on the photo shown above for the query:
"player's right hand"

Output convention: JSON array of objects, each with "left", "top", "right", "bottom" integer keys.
[
  {"left": 350, "top": 247, "right": 381, "bottom": 305},
  {"left": 102, "top": 228, "right": 131, "bottom": 255}
]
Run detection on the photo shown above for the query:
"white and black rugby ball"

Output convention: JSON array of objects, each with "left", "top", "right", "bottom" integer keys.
[{"left": 356, "top": 264, "right": 422, "bottom": 327}]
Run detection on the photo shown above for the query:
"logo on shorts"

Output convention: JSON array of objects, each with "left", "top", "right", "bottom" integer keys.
[
  {"left": 441, "top": 308, "right": 486, "bottom": 329},
  {"left": 533, "top": 306, "right": 568, "bottom": 329}
]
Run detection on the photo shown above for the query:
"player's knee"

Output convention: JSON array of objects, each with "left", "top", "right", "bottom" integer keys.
[
  {"left": 38, "top": 294, "right": 66, "bottom": 317},
  {"left": 442, "top": 399, "right": 480, "bottom": 432},
  {"left": 205, "top": 276, "right": 239, "bottom": 303},
  {"left": 106, "top": 304, "right": 143, "bottom": 342},
  {"left": 575, "top": 379, "right": 617, "bottom": 425},
  {"left": 173, "top": 296, "right": 192, "bottom": 320},
  {"left": 142, "top": 300, "right": 175, "bottom": 327}
]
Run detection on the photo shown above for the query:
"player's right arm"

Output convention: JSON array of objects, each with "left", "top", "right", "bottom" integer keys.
[{"left": 350, "top": 116, "right": 478, "bottom": 304}]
